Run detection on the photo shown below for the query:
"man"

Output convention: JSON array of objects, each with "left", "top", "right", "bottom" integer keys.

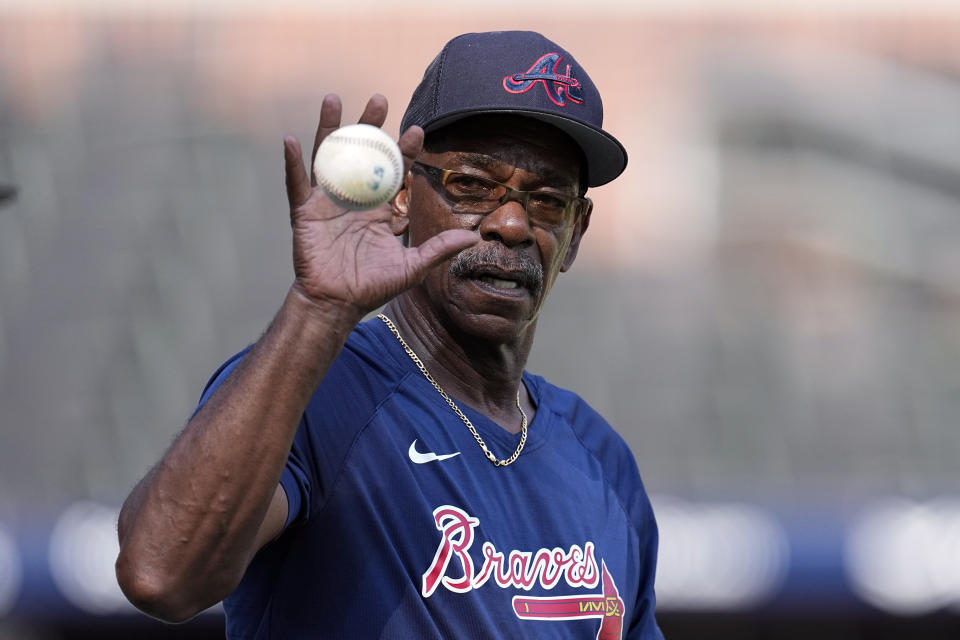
[{"left": 116, "top": 31, "right": 663, "bottom": 639}]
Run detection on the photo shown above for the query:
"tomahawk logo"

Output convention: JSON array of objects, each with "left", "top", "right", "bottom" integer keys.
[
  {"left": 422, "top": 505, "right": 624, "bottom": 640},
  {"left": 503, "top": 53, "right": 584, "bottom": 106},
  {"left": 513, "top": 561, "right": 625, "bottom": 640}
]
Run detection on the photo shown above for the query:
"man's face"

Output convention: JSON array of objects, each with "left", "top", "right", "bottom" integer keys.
[{"left": 396, "top": 115, "right": 590, "bottom": 342}]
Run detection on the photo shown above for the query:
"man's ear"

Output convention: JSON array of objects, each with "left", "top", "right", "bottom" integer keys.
[
  {"left": 560, "top": 199, "right": 592, "bottom": 272},
  {"left": 389, "top": 173, "right": 412, "bottom": 237}
]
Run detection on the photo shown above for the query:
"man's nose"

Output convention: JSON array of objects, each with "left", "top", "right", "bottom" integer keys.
[{"left": 477, "top": 198, "right": 535, "bottom": 247}]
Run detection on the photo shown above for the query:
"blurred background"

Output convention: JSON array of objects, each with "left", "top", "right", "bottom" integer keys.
[{"left": 1, "top": 0, "right": 959, "bottom": 638}]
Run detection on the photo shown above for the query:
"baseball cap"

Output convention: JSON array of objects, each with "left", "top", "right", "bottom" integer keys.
[{"left": 400, "top": 31, "right": 627, "bottom": 188}]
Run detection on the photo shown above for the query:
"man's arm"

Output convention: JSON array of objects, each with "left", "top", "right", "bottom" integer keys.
[
  {"left": 115, "top": 289, "right": 356, "bottom": 622},
  {"left": 114, "top": 94, "right": 479, "bottom": 623}
]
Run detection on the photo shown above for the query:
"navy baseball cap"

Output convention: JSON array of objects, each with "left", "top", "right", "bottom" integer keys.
[{"left": 400, "top": 31, "right": 627, "bottom": 188}]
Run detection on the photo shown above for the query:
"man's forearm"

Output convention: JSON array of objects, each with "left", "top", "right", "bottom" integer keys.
[{"left": 115, "top": 287, "right": 362, "bottom": 622}]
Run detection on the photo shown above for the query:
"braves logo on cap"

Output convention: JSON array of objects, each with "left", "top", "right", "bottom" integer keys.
[{"left": 503, "top": 53, "right": 584, "bottom": 106}]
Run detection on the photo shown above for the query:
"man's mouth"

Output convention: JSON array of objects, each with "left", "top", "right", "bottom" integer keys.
[
  {"left": 477, "top": 276, "right": 520, "bottom": 290},
  {"left": 464, "top": 266, "right": 535, "bottom": 295},
  {"left": 448, "top": 246, "right": 544, "bottom": 297}
]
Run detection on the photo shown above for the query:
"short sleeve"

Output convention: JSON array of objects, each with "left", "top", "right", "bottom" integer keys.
[
  {"left": 626, "top": 493, "right": 664, "bottom": 640},
  {"left": 193, "top": 346, "right": 308, "bottom": 535},
  {"left": 193, "top": 347, "right": 251, "bottom": 415},
  {"left": 278, "top": 417, "right": 312, "bottom": 530}
]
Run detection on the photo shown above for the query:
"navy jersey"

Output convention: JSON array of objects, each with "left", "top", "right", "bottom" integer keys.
[{"left": 199, "top": 318, "right": 663, "bottom": 639}]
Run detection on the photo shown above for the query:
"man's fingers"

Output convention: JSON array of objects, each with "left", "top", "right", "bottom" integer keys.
[
  {"left": 284, "top": 136, "right": 312, "bottom": 213},
  {"left": 408, "top": 230, "right": 480, "bottom": 277},
  {"left": 310, "top": 94, "right": 343, "bottom": 186},
  {"left": 357, "top": 94, "right": 388, "bottom": 128},
  {"left": 398, "top": 126, "right": 425, "bottom": 175}
]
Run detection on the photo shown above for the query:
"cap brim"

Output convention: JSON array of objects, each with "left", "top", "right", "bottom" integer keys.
[{"left": 421, "top": 109, "right": 627, "bottom": 188}]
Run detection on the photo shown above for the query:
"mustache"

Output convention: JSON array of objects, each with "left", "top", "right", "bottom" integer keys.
[{"left": 448, "top": 245, "right": 544, "bottom": 295}]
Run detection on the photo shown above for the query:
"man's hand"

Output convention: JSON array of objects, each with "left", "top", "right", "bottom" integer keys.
[{"left": 283, "top": 93, "right": 479, "bottom": 315}]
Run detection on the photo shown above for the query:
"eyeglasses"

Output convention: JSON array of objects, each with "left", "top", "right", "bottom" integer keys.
[{"left": 411, "top": 161, "right": 590, "bottom": 231}]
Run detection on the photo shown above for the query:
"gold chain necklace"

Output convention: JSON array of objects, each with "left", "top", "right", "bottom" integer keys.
[{"left": 378, "top": 313, "right": 528, "bottom": 467}]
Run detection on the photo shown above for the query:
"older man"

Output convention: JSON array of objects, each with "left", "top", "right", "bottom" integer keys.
[{"left": 116, "top": 31, "right": 663, "bottom": 639}]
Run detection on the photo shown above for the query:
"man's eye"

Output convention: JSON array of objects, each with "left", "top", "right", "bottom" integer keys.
[
  {"left": 529, "top": 193, "right": 568, "bottom": 211},
  {"left": 447, "top": 175, "right": 495, "bottom": 196}
]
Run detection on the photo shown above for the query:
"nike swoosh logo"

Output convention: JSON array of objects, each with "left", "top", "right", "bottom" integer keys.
[{"left": 408, "top": 439, "right": 461, "bottom": 464}]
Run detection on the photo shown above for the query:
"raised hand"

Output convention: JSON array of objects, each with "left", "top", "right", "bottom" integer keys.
[{"left": 283, "top": 94, "right": 479, "bottom": 315}]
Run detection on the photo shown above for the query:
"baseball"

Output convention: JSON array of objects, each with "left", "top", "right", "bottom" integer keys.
[{"left": 312, "top": 123, "right": 404, "bottom": 210}]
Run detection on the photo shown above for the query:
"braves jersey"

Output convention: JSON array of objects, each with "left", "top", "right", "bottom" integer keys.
[{"left": 198, "top": 318, "right": 663, "bottom": 639}]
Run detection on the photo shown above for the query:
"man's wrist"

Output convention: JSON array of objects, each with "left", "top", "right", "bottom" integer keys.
[{"left": 284, "top": 283, "right": 366, "bottom": 336}]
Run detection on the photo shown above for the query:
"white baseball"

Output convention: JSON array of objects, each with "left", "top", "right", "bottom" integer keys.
[{"left": 312, "top": 123, "right": 404, "bottom": 211}]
